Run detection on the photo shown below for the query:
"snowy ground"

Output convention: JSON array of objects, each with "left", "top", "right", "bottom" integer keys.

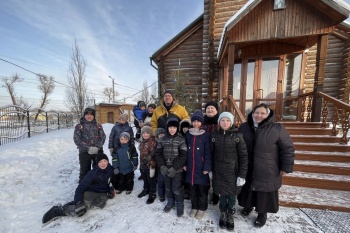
[{"left": 0, "top": 123, "right": 348, "bottom": 233}]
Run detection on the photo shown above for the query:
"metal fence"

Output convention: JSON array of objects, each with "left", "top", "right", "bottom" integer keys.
[{"left": 0, "top": 105, "right": 78, "bottom": 146}]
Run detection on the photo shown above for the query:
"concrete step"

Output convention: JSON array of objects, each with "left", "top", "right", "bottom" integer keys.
[
  {"left": 280, "top": 185, "right": 350, "bottom": 212},
  {"left": 295, "top": 151, "right": 350, "bottom": 162},
  {"left": 293, "top": 142, "right": 350, "bottom": 152},
  {"left": 291, "top": 135, "right": 342, "bottom": 143},
  {"left": 294, "top": 160, "right": 350, "bottom": 175},
  {"left": 282, "top": 171, "right": 350, "bottom": 191}
]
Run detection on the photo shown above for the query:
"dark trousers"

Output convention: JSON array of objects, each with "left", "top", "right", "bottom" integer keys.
[
  {"left": 189, "top": 183, "right": 210, "bottom": 211},
  {"left": 111, "top": 172, "right": 134, "bottom": 192},
  {"left": 219, "top": 195, "right": 236, "bottom": 212},
  {"left": 157, "top": 170, "right": 165, "bottom": 198},
  {"left": 164, "top": 172, "right": 184, "bottom": 203},
  {"left": 78, "top": 152, "right": 97, "bottom": 182},
  {"left": 141, "top": 168, "right": 156, "bottom": 195},
  {"left": 64, "top": 191, "right": 108, "bottom": 216}
]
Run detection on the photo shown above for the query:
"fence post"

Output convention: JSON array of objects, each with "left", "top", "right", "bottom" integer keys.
[
  {"left": 46, "top": 112, "right": 49, "bottom": 133},
  {"left": 58, "top": 113, "right": 60, "bottom": 130},
  {"left": 27, "top": 110, "right": 31, "bottom": 138}
]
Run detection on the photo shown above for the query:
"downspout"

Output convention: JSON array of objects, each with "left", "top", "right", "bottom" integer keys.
[
  {"left": 150, "top": 57, "right": 158, "bottom": 70},
  {"left": 150, "top": 57, "right": 161, "bottom": 97}
]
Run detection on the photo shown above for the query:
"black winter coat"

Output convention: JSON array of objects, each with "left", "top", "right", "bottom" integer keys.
[
  {"left": 239, "top": 111, "right": 295, "bottom": 192},
  {"left": 108, "top": 122, "right": 134, "bottom": 151},
  {"left": 212, "top": 126, "right": 248, "bottom": 196}
]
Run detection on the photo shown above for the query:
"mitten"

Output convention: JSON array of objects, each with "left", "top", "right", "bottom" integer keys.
[
  {"left": 107, "top": 187, "right": 115, "bottom": 199},
  {"left": 149, "top": 168, "right": 156, "bottom": 178},
  {"left": 88, "top": 146, "right": 99, "bottom": 155},
  {"left": 113, "top": 168, "right": 119, "bottom": 175},
  {"left": 109, "top": 148, "right": 114, "bottom": 155},
  {"left": 168, "top": 167, "right": 177, "bottom": 178},
  {"left": 160, "top": 166, "right": 169, "bottom": 176},
  {"left": 236, "top": 177, "right": 246, "bottom": 186},
  {"left": 75, "top": 201, "right": 86, "bottom": 217},
  {"left": 209, "top": 171, "right": 213, "bottom": 180}
]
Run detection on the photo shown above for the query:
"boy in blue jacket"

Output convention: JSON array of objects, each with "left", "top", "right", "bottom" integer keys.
[
  {"left": 42, "top": 153, "right": 115, "bottom": 224},
  {"left": 133, "top": 101, "right": 147, "bottom": 141}
]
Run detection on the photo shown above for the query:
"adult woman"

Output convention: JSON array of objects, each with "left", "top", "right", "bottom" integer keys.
[{"left": 238, "top": 103, "right": 295, "bottom": 227}]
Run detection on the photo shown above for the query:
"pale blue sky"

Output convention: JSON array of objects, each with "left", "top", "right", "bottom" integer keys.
[{"left": 1, "top": 0, "right": 349, "bottom": 111}]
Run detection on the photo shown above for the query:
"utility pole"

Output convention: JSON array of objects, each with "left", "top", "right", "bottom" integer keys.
[{"left": 108, "top": 76, "right": 115, "bottom": 103}]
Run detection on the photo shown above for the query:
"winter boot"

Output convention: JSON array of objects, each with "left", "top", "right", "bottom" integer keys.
[
  {"left": 125, "top": 190, "right": 132, "bottom": 195},
  {"left": 159, "top": 196, "right": 165, "bottom": 202},
  {"left": 137, "top": 189, "right": 148, "bottom": 198},
  {"left": 42, "top": 206, "right": 66, "bottom": 224},
  {"left": 241, "top": 207, "right": 254, "bottom": 217},
  {"left": 146, "top": 194, "right": 156, "bottom": 204},
  {"left": 189, "top": 209, "right": 198, "bottom": 218},
  {"left": 163, "top": 198, "right": 175, "bottom": 213},
  {"left": 254, "top": 212, "right": 267, "bottom": 228},
  {"left": 195, "top": 210, "right": 206, "bottom": 220},
  {"left": 138, "top": 175, "right": 142, "bottom": 180},
  {"left": 210, "top": 193, "right": 219, "bottom": 205},
  {"left": 226, "top": 209, "right": 235, "bottom": 232},
  {"left": 219, "top": 211, "right": 227, "bottom": 229},
  {"left": 176, "top": 201, "right": 184, "bottom": 217}
]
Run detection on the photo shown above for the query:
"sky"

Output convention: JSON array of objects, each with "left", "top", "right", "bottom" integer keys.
[
  {"left": 0, "top": 0, "right": 203, "bottom": 110},
  {"left": 1, "top": 123, "right": 348, "bottom": 233},
  {"left": 1, "top": 0, "right": 350, "bottom": 112}
]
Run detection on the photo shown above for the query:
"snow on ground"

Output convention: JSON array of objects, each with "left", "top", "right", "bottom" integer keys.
[{"left": 0, "top": 123, "right": 346, "bottom": 233}]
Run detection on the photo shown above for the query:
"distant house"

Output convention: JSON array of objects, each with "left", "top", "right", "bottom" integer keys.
[
  {"left": 95, "top": 103, "right": 134, "bottom": 124},
  {"left": 151, "top": 0, "right": 350, "bottom": 121}
]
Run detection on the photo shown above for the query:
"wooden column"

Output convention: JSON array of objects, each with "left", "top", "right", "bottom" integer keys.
[
  {"left": 227, "top": 44, "right": 235, "bottom": 96},
  {"left": 311, "top": 34, "right": 328, "bottom": 122}
]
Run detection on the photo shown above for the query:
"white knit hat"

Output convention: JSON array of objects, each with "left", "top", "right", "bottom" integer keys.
[{"left": 218, "top": 112, "right": 234, "bottom": 127}]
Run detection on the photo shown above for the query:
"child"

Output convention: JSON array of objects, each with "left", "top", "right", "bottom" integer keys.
[
  {"left": 73, "top": 108, "right": 106, "bottom": 182},
  {"left": 42, "top": 153, "right": 114, "bottom": 224},
  {"left": 138, "top": 126, "right": 158, "bottom": 204},
  {"left": 133, "top": 101, "right": 147, "bottom": 141},
  {"left": 179, "top": 118, "right": 191, "bottom": 200},
  {"left": 142, "top": 103, "right": 157, "bottom": 125},
  {"left": 155, "top": 118, "right": 187, "bottom": 217},
  {"left": 183, "top": 110, "right": 211, "bottom": 220},
  {"left": 179, "top": 119, "right": 191, "bottom": 137},
  {"left": 108, "top": 113, "right": 134, "bottom": 156},
  {"left": 111, "top": 132, "right": 138, "bottom": 194},
  {"left": 211, "top": 112, "right": 248, "bottom": 232},
  {"left": 155, "top": 128, "right": 166, "bottom": 202}
]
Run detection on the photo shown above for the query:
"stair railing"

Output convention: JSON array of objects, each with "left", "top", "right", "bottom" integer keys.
[{"left": 219, "top": 95, "right": 246, "bottom": 126}]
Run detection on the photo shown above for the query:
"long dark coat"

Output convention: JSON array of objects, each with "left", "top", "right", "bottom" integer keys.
[
  {"left": 239, "top": 110, "right": 295, "bottom": 192},
  {"left": 212, "top": 126, "right": 248, "bottom": 196}
]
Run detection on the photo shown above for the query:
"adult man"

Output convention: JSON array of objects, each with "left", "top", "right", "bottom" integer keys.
[{"left": 150, "top": 90, "right": 189, "bottom": 133}]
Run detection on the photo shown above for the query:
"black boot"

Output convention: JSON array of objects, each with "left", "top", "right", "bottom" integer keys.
[
  {"left": 211, "top": 193, "right": 219, "bottom": 205},
  {"left": 138, "top": 175, "right": 142, "bottom": 180},
  {"left": 137, "top": 189, "right": 148, "bottom": 198},
  {"left": 42, "top": 206, "right": 66, "bottom": 224},
  {"left": 219, "top": 211, "right": 227, "bottom": 229},
  {"left": 254, "top": 213, "right": 267, "bottom": 227},
  {"left": 146, "top": 194, "right": 156, "bottom": 204},
  {"left": 241, "top": 207, "right": 254, "bottom": 217},
  {"left": 226, "top": 209, "right": 235, "bottom": 232}
]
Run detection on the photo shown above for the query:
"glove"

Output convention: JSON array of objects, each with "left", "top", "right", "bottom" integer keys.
[
  {"left": 133, "top": 166, "right": 137, "bottom": 171},
  {"left": 160, "top": 166, "right": 169, "bottom": 176},
  {"left": 167, "top": 167, "right": 177, "bottom": 178},
  {"left": 109, "top": 148, "right": 114, "bottom": 155},
  {"left": 107, "top": 187, "right": 115, "bottom": 199},
  {"left": 113, "top": 168, "right": 119, "bottom": 175},
  {"left": 88, "top": 146, "right": 99, "bottom": 155},
  {"left": 209, "top": 171, "right": 213, "bottom": 180},
  {"left": 149, "top": 168, "right": 155, "bottom": 178},
  {"left": 75, "top": 201, "right": 86, "bottom": 217},
  {"left": 236, "top": 177, "right": 246, "bottom": 186}
]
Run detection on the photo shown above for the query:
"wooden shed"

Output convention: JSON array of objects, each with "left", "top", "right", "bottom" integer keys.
[{"left": 95, "top": 103, "right": 134, "bottom": 124}]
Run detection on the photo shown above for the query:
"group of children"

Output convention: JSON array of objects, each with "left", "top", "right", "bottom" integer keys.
[{"left": 43, "top": 104, "right": 248, "bottom": 232}]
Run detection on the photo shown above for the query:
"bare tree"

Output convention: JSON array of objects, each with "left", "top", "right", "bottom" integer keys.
[
  {"left": 1, "top": 73, "right": 21, "bottom": 105},
  {"left": 37, "top": 74, "right": 55, "bottom": 109},
  {"left": 65, "top": 39, "right": 93, "bottom": 116},
  {"left": 103, "top": 87, "right": 119, "bottom": 103}
]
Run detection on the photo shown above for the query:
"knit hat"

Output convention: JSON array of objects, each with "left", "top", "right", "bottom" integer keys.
[
  {"left": 205, "top": 101, "right": 219, "bottom": 112},
  {"left": 164, "top": 90, "right": 174, "bottom": 98},
  {"left": 180, "top": 119, "right": 190, "bottom": 129},
  {"left": 120, "top": 132, "right": 130, "bottom": 140},
  {"left": 191, "top": 110, "right": 204, "bottom": 124},
  {"left": 218, "top": 112, "right": 234, "bottom": 127},
  {"left": 95, "top": 153, "right": 109, "bottom": 164},
  {"left": 138, "top": 101, "right": 146, "bottom": 108},
  {"left": 118, "top": 114, "right": 128, "bottom": 122},
  {"left": 166, "top": 118, "right": 179, "bottom": 133},
  {"left": 155, "top": 128, "right": 166, "bottom": 137},
  {"left": 141, "top": 125, "right": 153, "bottom": 136},
  {"left": 143, "top": 122, "right": 151, "bottom": 127},
  {"left": 84, "top": 107, "right": 95, "bottom": 117},
  {"left": 148, "top": 103, "right": 156, "bottom": 109}
]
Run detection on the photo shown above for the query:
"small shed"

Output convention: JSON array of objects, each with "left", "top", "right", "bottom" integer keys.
[{"left": 95, "top": 103, "right": 134, "bottom": 124}]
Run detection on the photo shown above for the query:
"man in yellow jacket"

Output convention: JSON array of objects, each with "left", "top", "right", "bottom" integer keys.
[{"left": 151, "top": 90, "right": 189, "bottom": 134}]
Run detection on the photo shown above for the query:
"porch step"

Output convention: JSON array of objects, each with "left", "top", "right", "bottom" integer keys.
[
  {"left": 295, "top": 151, "right": 350, "bottom": 162},
  {"left": 294, "top": 160, "right": 350, "bottom": 175},
  {"left": 293, "top": 142, "right": 350, "bottom": 152},
  {"left": 291, "top": 135, "right": 342, "bottom": 143},
  {"left": 280, "top": 185, "right": 350, "bottom": 212},
  {"left": 286, "top": 127, "right": 334, "bottom": 135},
  {"left": 281, "top": 122, "right": 328, "bottom": 128},
  {"left": 282, "top": 171, "right": 350, "bottom": 191}
]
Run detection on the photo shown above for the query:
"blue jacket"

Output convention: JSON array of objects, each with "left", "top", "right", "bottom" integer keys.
[
  {"left": 112, "top": 143, "right": 138, "bottom": 174},
  {"left": 74, "top": 163, "right": 113, "bottom": 204},
  {"left": 133, "top": 105, "right": 146, "bottom": 123},
  {"left": 185, "top": 128, "right": 212, "bottom": 186},
  {"left": 108, "top": 122, "right": 134, "bottom": 151}
]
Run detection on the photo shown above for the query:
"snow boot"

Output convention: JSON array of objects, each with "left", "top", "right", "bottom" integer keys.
[
  {"left": 163, "top": 198, "right": 175, "bottom": 213},
  {"left": 254, "top": 212, "right": 267, "bottom": 228},
  {"left": 42, "top": 205, "right": 66, "bottom": 224},
  {"left": 195, "top": 210, "right": 206, "bottom": 220},
  {"left": 219, "top": 211, "right": 227, "bottom": 229},
  {"left": 189, "top": 209, "right": 198, "bottom": 218},
  {"left": 146, "top": 194, "right": 156, "bottom": 204},
  {"left": 137, "top": 189, "right": 148, "bottom": 198},
  {"left": 226, "top": 209, "right": 235, "bottom": 232},
  {"left": 176, "top": 201, "right": 184, "bottom": 217},
  {"left": 159, "top": 196, "right": 165, "bottom": 202},
  {"left": 241, "top": 207, "right": 254, "bottom": 217}
]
